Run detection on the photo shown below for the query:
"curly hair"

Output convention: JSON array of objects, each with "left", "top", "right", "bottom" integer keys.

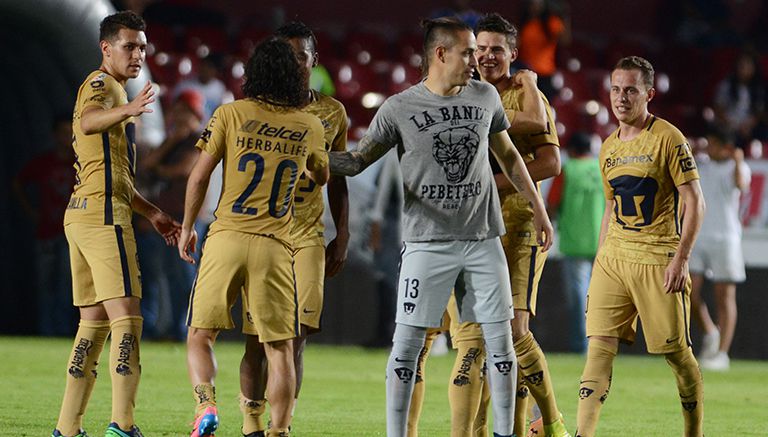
[
  {"left": 100, "top": 11, "right": 145, "bottom": 42},
  {"left": 613, "top": 56, "right": 655, "bottom": 90},
  {"left": 476, "top": 13, "right": 518, "bottom": 49},
  {"left": 242, "top": 38, "right": 308, "bottom": 108},
  {"left": 275, "top": 21, "right": 318, "bottom": 52}
]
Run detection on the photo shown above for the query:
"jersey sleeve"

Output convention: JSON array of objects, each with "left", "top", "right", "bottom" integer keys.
[
  {"left": 306, "top": 117, "right": 329, "bottom": 172},
  {"left": 366, "top": 98, "right": 400, "bottom": 148},
  {"left": 330, "top": 105, "right": 349, "bottom": 152},
  {"left": 81, "top": 74, "right": 120, "bottom": 111},
  {"left": 665, "top": 131, "right": 699, "bottom": 186},
  {"left": 599, "top": 140, "right": 614, "bottom": 200},
  {"left": 195, "top": 106, "right": 226, "bottom": 160}
]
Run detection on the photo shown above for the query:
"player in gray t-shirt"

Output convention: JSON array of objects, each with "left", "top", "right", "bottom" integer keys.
[{"left": 329, "top": 18, "right": 553, "bottom": 437}]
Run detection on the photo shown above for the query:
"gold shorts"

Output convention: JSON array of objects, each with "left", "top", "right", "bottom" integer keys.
[
  {"left": 65, "top": 222, "right": 142, "bottom": 306},
  {"left": 188, "top": 230, "right": 298, "bottom": 343},
  {"left": 290, "top": 245, "right": 325, "bottom": 333},
  {"left": 586, "top": 254, "right": 692, "bottom": 354},
  {"left": 502, "top": 240, "right": 547, "bottom": 316}
]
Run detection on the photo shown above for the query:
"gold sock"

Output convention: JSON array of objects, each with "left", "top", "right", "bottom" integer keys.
[
  {"left": 56, "top": 319, "right": 110, "bottom": 436},
  {"left": 472, "top": 360, "right": 490, "bottom": 436},
  {"left": 513, "top": 376, "right": 529, "bottom": 437},
  {"left": 193, "top": 383, "right": 217, "bottom": 416},
  {"left": 109, "top": 315, "right": 142, "bottom": 430},
  {"left": 575, "top": 340, "right": 617, "bottom": 437},
  {"left": 515, "top": 332, "right": 561, "bottom": 424},
  {"left": 267, "top": 427, "right": 290, "bottom": 436},
  {"left": 665, "top": 348, "right": 704, "bottom": 437},
  {"left": 407, "top": 332, "right": 435, "bottom": 437},
  {"left": 448, "top": 339, "right": 485, "bottom": 436},
  {"left": 240, "top": 393, "right": 267, "bottom": 434}
]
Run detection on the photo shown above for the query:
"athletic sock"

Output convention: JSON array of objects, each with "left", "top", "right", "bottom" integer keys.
[
  {"left": 448, "top": 338, "right": 486, "bottom": 436},
  {"left": 240, "top": 393, "right": 267, "bottom": 434},
  {"left": 575, "top": 340, "right": 617, "bottom": 437},
  {"left": 386, "top": 323, "right": 426, "bottom": 437},
  {"left": 56, "top": 319, "right": 110, "bottom": 436},
  {"left": 481, "top": 320, "right": 516, "bottom": 437},
  {"left": 266, "top": 427, "right": 290, "bottom": 436},
  {"left": 193, "top": 383, "right": 217, "bottom": 417},
  {"left": 109, "top": 316, "right": 142, "bottom": 430},
  {"left": 472, "top": 360, "right": 490, "bottom": 436},
  {"left": 665, "top": 348, "right": 704, "bottom": 437},
  {"left": 513, "top": 373, "right": 529, "bottom": 437},
  {"left": 515, "top": 332, "right": 561, "bottom": 424},
  {"left": 407, "top": 331, "right": 435, "bottom": 437}
]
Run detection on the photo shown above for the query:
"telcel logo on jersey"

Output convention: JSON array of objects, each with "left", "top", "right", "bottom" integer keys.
[
  {"left": 240, "top": 120, "right": 309, "bottom": 141},
  {"left": 605, "top": 154, "right": 653, "bottom": 168}
]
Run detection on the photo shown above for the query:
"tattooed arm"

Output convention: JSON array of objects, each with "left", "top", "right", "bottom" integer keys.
[
  {"left": 489, "top": 130, "right": 554, "bottom": 250},
  {"left": 329, "top": 134, "right": 392, "bottom": 176}
]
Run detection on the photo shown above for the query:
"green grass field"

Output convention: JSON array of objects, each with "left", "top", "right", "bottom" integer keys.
[{"left": 2, "top": 336, "right": 766, "bottom": 436}]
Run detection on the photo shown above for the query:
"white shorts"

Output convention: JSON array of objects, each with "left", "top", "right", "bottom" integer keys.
[
  {"left": 396, "top": 238, "right": 514, "bottom": 328},
  {"left": 689, "top": 237, "right": 746, "bottom": 283}
]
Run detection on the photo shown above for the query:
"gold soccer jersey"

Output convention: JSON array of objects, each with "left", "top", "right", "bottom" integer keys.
[
  {"left": 599, "top": 116, "right": 699, "bottom": 264},
  {"left": 497, "top": 87, "right": 560, "bottom": 246},
  {"left": 197, "top": 99, "right": 328, "bottom": 246},
  {"left": 65, "top": 71, "right": 136, "bottom": 226},
  {"left": 290, "top": 90, "right": 348, "bottom": 248}
]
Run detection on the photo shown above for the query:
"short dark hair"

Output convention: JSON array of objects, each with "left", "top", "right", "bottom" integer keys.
[
  {"left": 99, "top": 11, "right": 146, "bottom": 42},
  {"left": 275, "top": 21, "right": 318, "bottom": 52},
  {"left": 420, "top": 17, "right": 473, "bottom": 72},
  {"left": 568, "top": 132, "right": 593, "bottom": 156},
  {"left": 476, "top": 13, "right": 518, "bottom": 49},
  {"left": 613, "top": 56, "right": 654, "bottom": 90},
  {"left": 242, "top": 38, "right": 308, "bottom": 108}
]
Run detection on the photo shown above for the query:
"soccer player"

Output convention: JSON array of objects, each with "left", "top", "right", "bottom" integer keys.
[
  {"left": 178, "top": 38, "right": 329, "bottom": 437},
  {"left": 52, "top": 11, "right": 181, "bottom": 437},
  {"left": 474, "top": 13, "right": 568, "bottom": 437},
  {"left": 237, "top": 21, "right": 350, "bottom": 436},
  {"left": 575, "top": 56, "right": 705, "bottom": 437},
  {"left": 330, "top": 17, "right": 554, "bottom": 437},
  {"left": 690, "top": 128, "right": 750, "bottom": 371}
]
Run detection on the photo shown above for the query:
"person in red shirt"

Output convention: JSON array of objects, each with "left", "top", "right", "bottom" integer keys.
[
  {"left": 12, "top": 115, "right": 77, "bottom": 336},
  {"left": 518, "top": 0, "right": 571, "bottom": 100}
]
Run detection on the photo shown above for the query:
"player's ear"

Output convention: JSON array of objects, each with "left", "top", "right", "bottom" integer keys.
[
  {"left": 509, "top": 47, "right": 519, "bottom": 62},
  {"left": 100, "top": 39, "right": 111, "bottom": 57},
  {"left": 312, "top": 51, "right": 319, "bottom": 68},
  {"left": 436, "top": 46, "right": 446, "bottom": 63},
  {"left": 647, "top": 87, "right": 656, "bottom": 102}
]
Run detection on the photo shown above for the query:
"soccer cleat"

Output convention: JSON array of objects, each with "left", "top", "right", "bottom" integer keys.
[
  {"left": 52, "top": 429, "right": 88, "bottom": 437},
  {"left": 543, "top": 417, "right": 571, "bottom": 437},
  {"left": 104, "top": 422, "right": 143, "bottom": 437},
  {"left": 700, "top": 351, "right": 730, "bottom": 371},
  {"left": 699, "top": 330, "right": 720, "bottom": 359},
  {"left": 191, "top": 406, "right": 219, "bottom": 437}
]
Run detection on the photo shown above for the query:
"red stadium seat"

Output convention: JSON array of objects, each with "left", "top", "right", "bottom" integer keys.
[
  {"left": 344, "top": 30, "right": 392, "bottom": 64},
  {"left": 386, "top": 62, "right": 423, "bottom": 95},
  {"left": 325, "top": 61, "right": 386, "bottom": 101},
  {"left": 235, "top": 26, "right": 270, "bottom": 58},
  {"left": 146, "top": 22, "right": 178, "bottom": 54},
  {"left": 184, "top": 25, "right": 230, "bottom": 56}
]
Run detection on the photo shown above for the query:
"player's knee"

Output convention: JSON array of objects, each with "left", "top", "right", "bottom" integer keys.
[
  {"left": 664, "top": 347, "right": 700, "bottom": 381},
  {"left": 393, "top": 323, "right": 427, "bottom": 349},
  {"left": 187, "top": 327, "right": 219, "bottom": 345}
]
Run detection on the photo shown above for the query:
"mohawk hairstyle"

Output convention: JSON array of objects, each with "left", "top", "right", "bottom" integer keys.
[{"left": 420, "top": 17, "right": 472, "bottom": 73}]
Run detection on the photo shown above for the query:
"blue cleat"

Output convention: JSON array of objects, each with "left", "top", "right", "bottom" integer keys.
[
  {"left": 52, "top": 429, "right": 88, "bottom": 437},
  {"left": 190, "top": 406, "right": 219, "bottom": 437},
  {"left": 104, "top": 422, "right": 143, "bottom": 437}
]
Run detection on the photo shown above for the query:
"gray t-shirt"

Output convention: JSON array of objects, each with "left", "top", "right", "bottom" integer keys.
[{"left": 367, "top": 80, "right": 510, "bottom": 242}]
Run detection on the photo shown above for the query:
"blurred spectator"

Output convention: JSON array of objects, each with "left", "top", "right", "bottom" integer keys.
[
  {"left": 429, "top": 0, "right": 483, "bottom": 29},
  {"left": 11, "top": 115, "right": 77, "bottom": 336},
  {"left": 518, "top": 0, "right": 570, "bottom": 100},
  {"left": 690, "top": 128, "right": 750, "bottom": 371},
  {"left": 546, "top": 132, "right": 603, "bottom": 353},
  {"left": 712, "top": 49, "right": 767, "bottom": 148},
  {"left": 138, "top": 90, "right": 203, "bottom": 340},
  {"left": 172, "top": 52, "right": 233, "bottom": 123}
]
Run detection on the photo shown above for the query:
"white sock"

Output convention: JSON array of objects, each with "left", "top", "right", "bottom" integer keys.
[
  {"left": 386, "top": 323, "right": 426, "bottom": 437},
  {"left": 481, "top": 320, "right": 516, "bottom": 437}
]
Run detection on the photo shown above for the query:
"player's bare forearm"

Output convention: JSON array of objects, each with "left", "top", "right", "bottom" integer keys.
[
  {"left": 328, "top": 176, "right": 350, "bottom": 242},
  {"left": 131, "top": 189, "right": 163, "bottom": 220},
  {"left": 598, "top": 200, "right": 614, "bottom": 248},
  {"left": 329, "top": 135, "right": 389, "bottom": 176},
  {"left": 490, "top": 134, "right": 539, "bottom": 205},
  {"left": 675, "top": 180, "right": 706, "bottom": 261},
  {"left": 526, "top": 145, "right": 561, "bottom": 181},
  {"left": 80, "top": 105, "right": 133, "bottom": 135},
  {"left": 519, "top": 79, "right": 547, "bottom": 132},
  {"left": 182, "top": 173, "right": 208, "bottom": 231}
]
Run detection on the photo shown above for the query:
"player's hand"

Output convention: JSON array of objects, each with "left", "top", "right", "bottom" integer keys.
[
  {"left": 177, "top": 226, "right": 198, "bottom": 264},
  {"left": 149, "top": 210, "right": 181, "bottom": 247},
  {"left": 125, "top": 81, "right": 155, "bottom": 117},
  {"left": 511, "top": 69, "right": 538, "bottom": 87},
  {"left": 325, "top": 233, "right": 349, "bottom": 278},
  {"left": 664, "top": 255, "right": 689, "bottom": 293},
  {"left": 732, "top": 146, "right": 744, "bottom": 163},
  {"left": 532, "top": 204, "right": 554, "bottom": 252}
]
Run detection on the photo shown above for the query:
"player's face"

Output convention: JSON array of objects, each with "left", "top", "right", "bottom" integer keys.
[
  {"left": 609, "top": 68, "right": 654, "bottom": 126},
  {"left": 286, "top": 37, "right": 316, "bottom": 77},
  {"left": 443, "top": 30, "right": 477, "bottom": 87},
  {"left": 103, "top": 28, "right": 147, "bottom": 81},
  {"left": 475, "top": 31, "right": 516, "bottom": 84}
]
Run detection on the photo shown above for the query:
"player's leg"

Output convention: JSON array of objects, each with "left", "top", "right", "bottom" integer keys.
[
  {"left": 387, "top": 323, "right": 427, "bottom": 436},
  {"left": 575, "top": 336, "right": 618, "bottom": 437},
  {"left": 472, "top": 362, "right": 490, "bottom": 437},
  {"left": 240, "top": 334, "right": 268, "bottom": 436},
  {"left": 689, "top": 273, "right": 719, "bottom": 358},
  {"left": 187, "top": 327, "right": 221, "bottom": 436},
  {"left": 664, "top": 347, "right": 704, "bottom": 437},
  {"left": 54, "top": 224, "right": 111, "bottom": 437},
  {"left": 712, "top": 281, "right": 737, "bottom": 358},
  {"left": 407, "top": 329, "right": 439, "bottom": 437},
  {"left": 263, "top": 339, "right": 296, "bottom": 434}
]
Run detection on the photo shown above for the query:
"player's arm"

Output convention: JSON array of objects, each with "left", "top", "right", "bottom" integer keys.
[
  {"left": 131, "top": 188, "right": 181, "bottom": 247},
  {"left": 732, "top": 147, "right": 750, "bottom": 191},
  {"left": 307, "top": 163, "right": 330, "bottom": 186},
  {"left": 506, "top": 70, "right": 547, "bottom": 133},
  {"left": 329, "top": 134, "right": 390, "bottom": 176},
  {"left": 494, "top": 143, "right": 560, "bottom": 190},
  {"left": 326, "top": 175, "right": 349, "bottom": 277},
  {"left": 597, "top": 198, "right": 614, "bottom": 248},
  {"left": 489, "top": 130, "right": 554, "bottom": 250},
  {"left": 80, "top": 81, "right": 155, "bottom": 135},
  {"left": 664, "top": 180, "right": 705, "bottom": 293},
  {"left": 178, "top": 150, "right": 219, "bottom": 263}
]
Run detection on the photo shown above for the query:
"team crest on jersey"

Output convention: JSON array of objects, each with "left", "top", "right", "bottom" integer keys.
[
  {"left": 432, "top": 125, "right": 480, "bottom": 183},
  {"left": 403, "top": 302, "right": 416, "bottom": 315}
]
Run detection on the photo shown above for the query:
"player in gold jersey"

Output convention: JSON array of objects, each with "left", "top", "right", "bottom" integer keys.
[
  {"left": 237, "top": 22, "right": 350, "bottom": 437},
  {"left": 178, "top": 38, "right": 329, "bottom": 437},
  {"left": 575, "top": 56, "right": 705, "bottom": 437},
  {"left": 53, "top": 11, "right": 181, "bottom": 437}
]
